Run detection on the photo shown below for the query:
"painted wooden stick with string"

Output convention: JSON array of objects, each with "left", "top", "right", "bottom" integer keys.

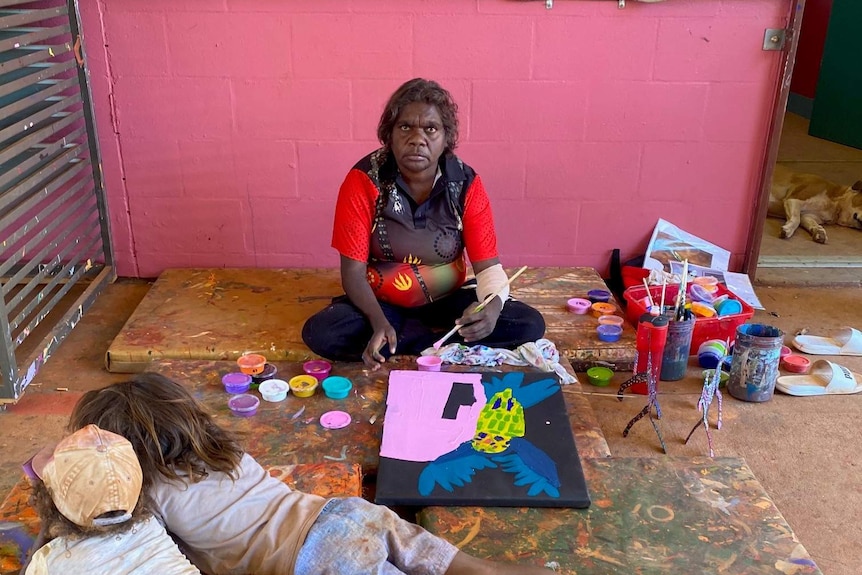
[{"left": 432, "top": 265, "right": 528, "bottom": 350}]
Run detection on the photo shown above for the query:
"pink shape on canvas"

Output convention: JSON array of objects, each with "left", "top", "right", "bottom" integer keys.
[{"left": 379, "top": 371, "right": 485, "bottom": 463}]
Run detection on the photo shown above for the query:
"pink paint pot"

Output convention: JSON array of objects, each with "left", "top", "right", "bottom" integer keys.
[
  {"left": 303, "top": 360, "right": 332, "bottom": 382},
  {"left": 567, "top": 298, "right": 591, "bottom": 314},
  {"left": 237, "top": 353, "right": 267, "bottom": 375},
  {"left": 228, "top": 394, "right": 259, "bottom": 417},
  {"left": 780, "top": 345, "right": 792, "bottom": 359},
  {"left": 781, "top": 354, "right": 811, "bottom": 374},
  {"left": 417, "top": 355, "right": 443, "bottom": 371},
  {"left": 222, "top": 372, "right": 252, "bottom": 394},
  {"left": 320, "top": 410, "right": 352, "bottom": 430}
]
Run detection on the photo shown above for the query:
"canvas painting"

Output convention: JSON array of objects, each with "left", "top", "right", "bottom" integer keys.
[{"left": 375, "top": 370, "right": 590, "bottom": 508}]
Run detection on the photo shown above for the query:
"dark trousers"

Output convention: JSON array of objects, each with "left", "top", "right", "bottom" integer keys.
[{"left": 301, "top": 288, "right": 546, "bottom": 362}]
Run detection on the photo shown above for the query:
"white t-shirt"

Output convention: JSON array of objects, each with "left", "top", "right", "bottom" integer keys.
[
  {"left": 149, "top": 453, "right": 328, "bottom": 575},
  {"left": 25, "top": 515, "right": 200, "bottom": 574}
]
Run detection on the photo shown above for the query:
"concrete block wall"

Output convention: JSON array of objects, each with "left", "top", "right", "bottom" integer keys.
[{"left": 78, "top": 0, "right": 791, "bottom": 278}]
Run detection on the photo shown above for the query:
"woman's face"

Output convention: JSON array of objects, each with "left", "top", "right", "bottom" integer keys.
[{"left": 391, "top": 102, "right": 446, "bottom": 178}]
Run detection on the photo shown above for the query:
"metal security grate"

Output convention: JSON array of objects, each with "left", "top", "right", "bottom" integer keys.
[{"left": 0, "top": 0, "right": 113, "bottom": 402}]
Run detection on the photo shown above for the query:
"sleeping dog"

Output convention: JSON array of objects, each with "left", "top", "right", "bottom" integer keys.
[{"left": 768, "top": 164, "right": 862, "bottom": 243}]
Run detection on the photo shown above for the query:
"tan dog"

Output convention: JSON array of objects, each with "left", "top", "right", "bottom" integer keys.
[{"left": 768, "top": 164, "right": 862, "bottom": 243}]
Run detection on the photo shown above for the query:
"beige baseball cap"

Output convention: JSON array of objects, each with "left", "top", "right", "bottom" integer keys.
[{"left": 32, "top": 424, "right": 143, "bottom": 528}]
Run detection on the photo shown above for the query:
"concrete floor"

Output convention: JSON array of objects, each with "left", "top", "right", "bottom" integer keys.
[{"left": 756, "top": 113, "right": 862, "bottom": 287}]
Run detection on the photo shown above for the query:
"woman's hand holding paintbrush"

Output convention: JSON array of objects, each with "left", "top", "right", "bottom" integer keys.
[{"left": 433, "top": 266, "right": 528, "bottom": 350}]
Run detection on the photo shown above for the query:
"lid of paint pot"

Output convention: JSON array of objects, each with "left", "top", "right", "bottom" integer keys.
[{"left": 320, "top": 410, "right": 352, "bottom": 429}]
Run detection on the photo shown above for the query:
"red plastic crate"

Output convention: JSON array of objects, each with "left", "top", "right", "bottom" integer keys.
[{"left": 623, "top": 283, "right": 754, "bottom": 354}]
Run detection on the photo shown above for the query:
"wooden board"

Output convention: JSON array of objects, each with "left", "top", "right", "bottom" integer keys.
[
  {"left": 418, "top": 456, "right": 822, "bottom": 574},
  {"left": 105, "top": 267, "right": 635, "bottom": 373},
  {"left": 148, "top": 356, "right": 611, "bottom": 477},
  {"left": 0, "top": 462, "right": 362, "bottom": 574}
]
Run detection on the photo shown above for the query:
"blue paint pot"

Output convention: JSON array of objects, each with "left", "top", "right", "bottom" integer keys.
[
  {"left": 596, "top": 324, "right": 622, "bottom": 342},
  {"left": 322, "top": 376, "right": 352, "bottom": 399}
]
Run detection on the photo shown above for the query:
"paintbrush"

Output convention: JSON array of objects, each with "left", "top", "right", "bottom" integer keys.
[
  {"left": 659, "top": 277, "right": 667, "bottom": 316},
  {"left": 642, "top": 278, "right": 657, "bottom": 315},
  {"left": 432, "top": 265, "right": 529, "bottom": 350}
]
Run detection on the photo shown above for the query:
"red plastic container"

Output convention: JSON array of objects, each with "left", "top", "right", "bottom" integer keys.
[{"left": 623, "top": 283, "right": 754, "bottom": 355}]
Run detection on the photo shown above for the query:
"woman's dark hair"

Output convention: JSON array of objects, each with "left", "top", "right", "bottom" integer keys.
[
  {"left": 68, "top": 373, "right": 244, "bottom": 489},
  {"left": 377, "top": 78, "right": 459, "bottom": 151},
  {"left": 30, "top": 480, "right": 151, "bottom": 541}
]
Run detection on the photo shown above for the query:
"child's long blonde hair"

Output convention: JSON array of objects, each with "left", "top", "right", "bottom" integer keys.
[{"left": 68, "top": 373, "right": 243, "bottom": 489}]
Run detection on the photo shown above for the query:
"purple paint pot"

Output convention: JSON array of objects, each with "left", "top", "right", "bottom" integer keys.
[
  {"left": 587, "top": 289, "right": 611, "bottom": 303},
  {"left": 566, "top": 297, "right": 591, "bottom": 314},
  {"left": 303, "top": 360, "right": 332, "bottom": 383},
  {"left": 222, "top": 372, "right": 252, "bottom": 394},
  {"left": 228, "top": 394, "right": 259, "bottom": 417}
]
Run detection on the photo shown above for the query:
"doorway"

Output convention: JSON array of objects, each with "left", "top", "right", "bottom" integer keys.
[{"left": 755, "top": 0, "right": 862, "bottom": 285}]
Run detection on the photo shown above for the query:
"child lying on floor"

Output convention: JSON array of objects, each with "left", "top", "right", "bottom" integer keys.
[
  {"left": 23, "top": 424, "right": 200, "bottom": 574},
  {"left": 68, "top": 372, "right": 550, "bottom": 575}
]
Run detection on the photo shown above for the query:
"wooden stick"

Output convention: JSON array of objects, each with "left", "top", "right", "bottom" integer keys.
[
  {"left": 659, "top": 277, "right": 667, "bottom": 315},
  {"left": 432, "top": 265, "right": 529, "bottom": 350}
]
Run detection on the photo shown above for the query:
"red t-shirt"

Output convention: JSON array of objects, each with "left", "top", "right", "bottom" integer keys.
[{"left": 332, "top": 150, "right": 498, "bottom": 307}]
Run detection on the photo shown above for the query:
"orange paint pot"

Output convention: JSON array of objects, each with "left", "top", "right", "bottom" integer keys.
[
  {"left": 590, "top": 302, "right": 617, "bottom": 318},
  {"left": 237, "top": 353, "right": 267, "bottom": 375}
]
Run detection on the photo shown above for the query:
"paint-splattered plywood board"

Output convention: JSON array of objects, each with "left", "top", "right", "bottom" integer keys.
[
  {"left": 149, "top": 356, "right": 610, "bottom": 477},
  {"left": 418, "top": 456, "right": 822, "bottom": 574},
  {"left": 0, "top": 462, "right": 362, "bottom": 575},
  {"left": 105, "top": 268, "right": 343, "bottom": 373},
  {"left": 105, "top": 267, "right": 634, "bottom": 373}
]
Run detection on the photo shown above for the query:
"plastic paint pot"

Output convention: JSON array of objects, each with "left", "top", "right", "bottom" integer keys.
[
  {"left": 259, "top": 378, "right": 289, "bottom": 402},
  {"left": 303, "top": 360, "right": 332, "bottom": 382},
  {"left": 416, "top": 355, "right": 443, "bottom": 371},
  {"left": 320, "top": 410, "right": 352, "bottom": 430},
  {"left": 688, "top": 283, "right": 716, "bottom": 304},
  {"left": 587, "top": 289, "right": 611, "bottom": 303},
  {"left": 237, "top": 353, "right": 267, "bottom": 375},
  {"left": 780, "top": 345, "right": 792, "bottom": 359},
  {"left": 597, "top": 315, "right": 625, "bottom": 327},
  {"left": 228, "top": 394, "right": 259, "bottom": 417},
  {"left": 586, "top": 366, "right": 614, "bottom": 387},
  {"left": 702, "top": 369, "right": 729, "bottom": 388},
  {"left": 566, "top": 298, "right": 591, "bottom": 314},
  {"left": 692, "top": 276, "right": 719, "bottom": 293},
  {"left": 781, "top": 354, "right": 811, "bottom": 374},
  {"left": 697, "top": 339, "right": 728, "bottom": 369},
  {"left": 596, "top": 324, "right": 622, "bottom": 342},
  {"left": 289, "top": 374, "right": 319, "bottom": 398},
  {"left": 591, "top": 302, "right": 617, "bottom": 318},
  {"left": 221, "top": 372, "right": 252, "bottom": 394},
  {"left": 322, "top": 376, "right": 352, "bottom": 399},
  {"left": 690, "top": 302, "right": 716, "bottom": 318},
  {"left": 251, "top": 363, "right": 278, "bottom": 389},
  {"left": 714, "top": 298, "right": 742, "bottom": 317}
]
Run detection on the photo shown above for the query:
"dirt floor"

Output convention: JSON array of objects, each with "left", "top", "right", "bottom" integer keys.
[{"left": 1, "top": 278, "right": 860, "bottom": 574}]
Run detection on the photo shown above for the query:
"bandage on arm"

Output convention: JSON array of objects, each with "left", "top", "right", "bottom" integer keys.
[{"left": 475, "top": 263, "right": 509, "bottom": 308}]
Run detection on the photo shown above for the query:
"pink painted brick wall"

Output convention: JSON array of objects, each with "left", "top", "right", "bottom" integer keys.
[{"left": 78, "top": 0, "right": 790, "bottom": 278}]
